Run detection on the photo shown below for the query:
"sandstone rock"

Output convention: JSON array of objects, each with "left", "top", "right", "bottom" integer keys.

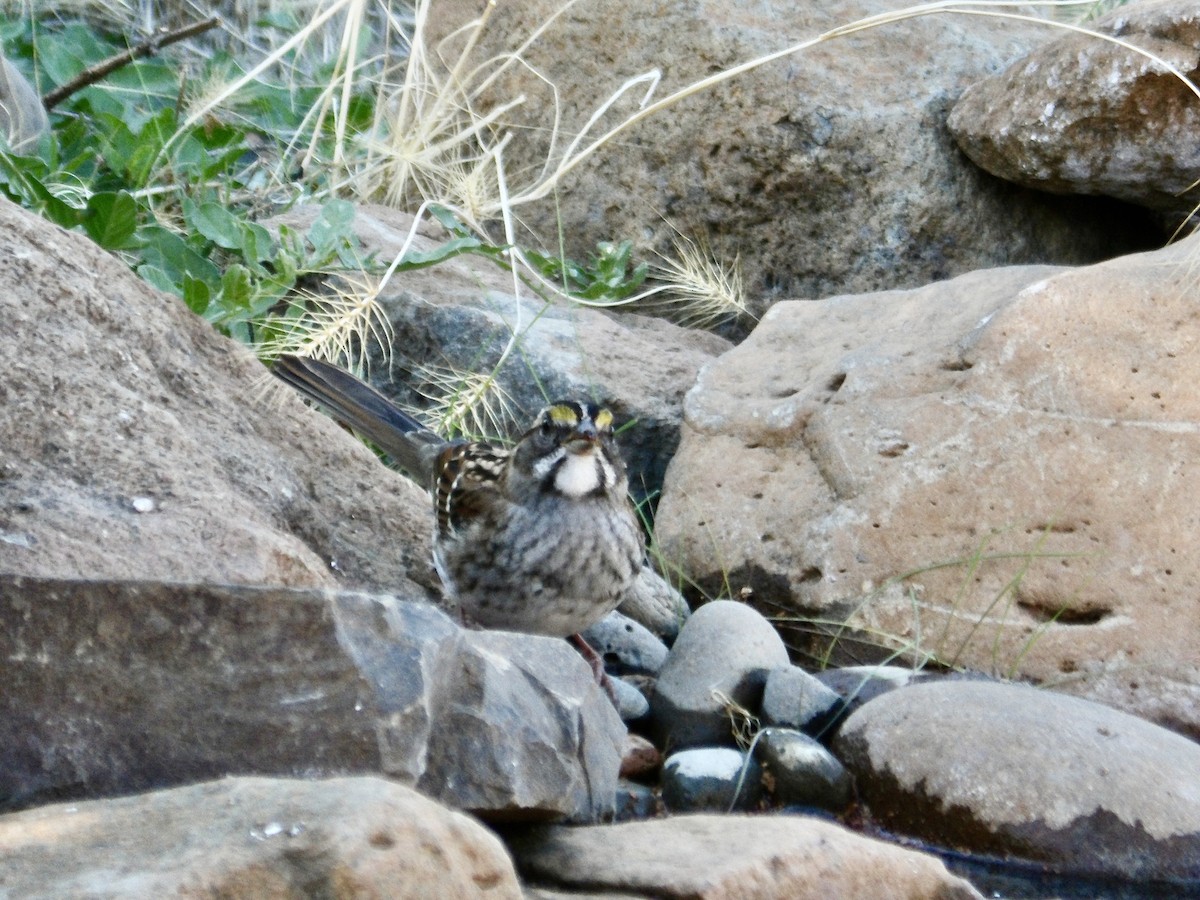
[
  {"left": 650, "top": 600, "right": 790, "bottom": 749},
  {"left": 835, "top": 680, "right": 1200, "bottom": 882},
  {"left": 508, "top": 814, "right": 983, "bottom": 899},
  {"left": 0, "top": 775, "right": 521, "bottom": 899},
  {"left": 661, "top": 747, "right": 763, "bottom": 813},
  {"left": 423, "top": 0, "right": 1151, "bottom": 318},
  {"left": 0, "top": 196, "right": 433, "bottom": 599},
  {"left": 655, "top": 234, "right": 1200, "bottom": 737},
  {"left": 619, "top": 734, "right": 662, "bottom": 781},
  {"left": 949, "top": 0, "right": 1200, "bottom": 218},
  {"left": 0, "top": 576, "right": 624, "bottom": 823},
  {"left": 271, "top": 204, "right": 729, "bottom": 507}
]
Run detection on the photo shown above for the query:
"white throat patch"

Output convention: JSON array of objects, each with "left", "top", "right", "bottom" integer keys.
[{"left": 554, "top": 449, "right": 604, "bottom": 498}]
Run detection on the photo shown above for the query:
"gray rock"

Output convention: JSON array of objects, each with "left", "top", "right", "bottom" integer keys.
[
  {"left": 618, "top": 562, "right": 691, "bottom": 641},
  {"left": 661, "top": 748, "right": 763, "bottom": 813},
  {"left": 949, "top": 0, "right": 1200, "bottom": 218},
  {"left": 0, "top": 776, "right": 522, "bottom": 899},
  {"left": 0, "top": 576, "right": 624, "bottom": 823},
  {"left": 609, "top": 675, "right": 650, "bottom": 722},
  {"left": 649, "top": 600, "right": 790, "bottom": 749},
  {"left": 835, "top": 680, "right": 1200, "bottom": 881},
  {"left": 761, "top": 665, "right": 845, "bottom": 737},
  {"left": 755, "top": 727, "right": 853, "bottom": 812},
  {"left": 425, "top": 0, "right": 1149, "bottom": 322},
  {"left": 507, "top": 815, "right": 984, "bottom": 899},
  {"left": 614, "top": 779, "right": 660, "bottom": 822},
  {"left": 580, "top": 610, "right": 670, "bottom": 676},
  {"left": 814, "top": 665, "right": 922, "bottom": 719}
]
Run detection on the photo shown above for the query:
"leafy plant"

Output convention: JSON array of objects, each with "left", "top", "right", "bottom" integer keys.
[
  {"left": 529, "top": 239, "right": 649, "bottom": 303},
  {"left": 0, "top": 14, "right": 366, "bottom": 343}
]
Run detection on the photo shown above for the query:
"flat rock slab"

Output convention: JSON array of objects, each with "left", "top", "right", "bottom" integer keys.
[
  {"left": 0, "top": 775, "right": 521, "bottom": 899},
  {"left": 0, "top": 576, "right": 624, "bottom": 823},
  {"left": 835, "top": 680, "right": 1200, "bottom": 881},
  {"left": 507, "top": 814, "right": 982, "bottom": 899}
]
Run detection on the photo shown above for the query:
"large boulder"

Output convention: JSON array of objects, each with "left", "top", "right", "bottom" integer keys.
[
  {"left": 423, "top": 0, "right": 1154, "bottom": 318},
  {"left": 836, "top": 681, "right": 1200, "bottom": 882},
  {"left": 949, "top": 0, "right": 1200, "bottom": 219},
  {"left": 0, "top": 775, "right": 522, "bottom": 898},
  {"left": 655, "top": 231, "right": 1200, "bottom": 738},
  {"left": 0, "top": 196, "right": 433, "bottom": 599},
  {"left": 0, "top": 577, "right": 625, "bottom": 822}
]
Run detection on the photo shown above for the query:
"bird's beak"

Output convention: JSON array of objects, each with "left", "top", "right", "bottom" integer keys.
[{"left": 565, "top": 422, "right": 599, "bottom": 453}]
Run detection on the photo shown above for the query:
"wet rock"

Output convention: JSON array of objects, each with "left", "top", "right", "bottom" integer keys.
[
  {"left": 814, "top": 665, "right": 922, "bottom": 720},
  {"left": 614, "top": 779, "right": 660, "bottom": 822},
  {"left": 609, "top": 676, "right": 651, "bottom": 722},
  {"left": 649, "top": 600, "right": 790, "bottom": 749},
  {"left": 835, "top": 680, "right": 1200, "bottom": 881},
  {"left": 755, "top": 727, "right": 853, "bottom": 812},
  {"left": 619, "top": 734, "right": 662, "bottom": 781},
  {"left": 660, "top": 748, "right": 763, "bottom": 813},
  {"left": 0, "top": 576, "right": 624, "bottom": 824},
  {"left": 0, "top": 776, "right": 522, "bottom": 898}
]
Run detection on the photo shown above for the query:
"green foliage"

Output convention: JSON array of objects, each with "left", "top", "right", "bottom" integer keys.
[
  {"left": 0, "top": 12, "right": 651, "bottom": 354},
  {"left": 0, "top": 16, "right": 364, "bottom": 342},
  {"left": 529, "top": 239, "right": 648, "bottom": 303}
]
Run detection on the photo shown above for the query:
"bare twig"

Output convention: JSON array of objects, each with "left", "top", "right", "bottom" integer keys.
[{"left": 41, "top": 16, "right": 220, "bottom": 110}]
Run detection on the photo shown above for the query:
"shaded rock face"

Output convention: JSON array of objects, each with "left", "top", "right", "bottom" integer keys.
[
  {"left": 271, "top": 204, "right": 730, "bottom": 508},
  {"left": 0, "top": 197, "right": 433, "bottom": 599},
  {"left": 0, "top": 776, "right": 523, "bottom": 899},
  {"left": 425, "top": 0, "right": 1154, "bottom": 318},
  {"left": 949, "top": 0, "right": 1200, "bottom": 219},
  {"left": 835, "top": 681, "right": 1200, "bottom": 882},
  {"left": 0, "top": 577, "right": 624, "bottom": 823},
  {"left": 655, "top": 232, "right": 1200, "bottom": 737}
]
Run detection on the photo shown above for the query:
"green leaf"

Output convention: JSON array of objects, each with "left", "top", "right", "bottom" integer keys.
[
  {"left": 307, "top": 199, "right": 356, "bottom": 253},
  {"left": 183, "top": 199, "right": 243, "bottom": 251},
  {"left": 136, "top": 223, "right": 221, "bottom": 286},
  {"left": 137, "top": 263, "right": 179, "bottom": 296},
  {"left": 239, "top": 221, "right": 275, "bottom": 266},
  {"left": 182, "top": 274, "right": 212, "bottom": 315},
  {"left": 83, "top": 191, "right": 139, "bottom": 250}
]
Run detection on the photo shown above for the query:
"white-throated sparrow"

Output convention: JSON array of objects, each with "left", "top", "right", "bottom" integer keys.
[{"left": 273, "top": 354, "right": 645, "bottom": 639}]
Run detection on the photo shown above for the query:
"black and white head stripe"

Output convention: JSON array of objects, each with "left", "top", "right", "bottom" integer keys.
[{"left": 531, "top": 401, "right": 620, "bottom": 498}]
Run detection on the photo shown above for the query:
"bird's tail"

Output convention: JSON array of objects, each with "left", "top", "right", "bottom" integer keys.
[{"left": 272, "top": 354, "right": 443, "bottom": 481}]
